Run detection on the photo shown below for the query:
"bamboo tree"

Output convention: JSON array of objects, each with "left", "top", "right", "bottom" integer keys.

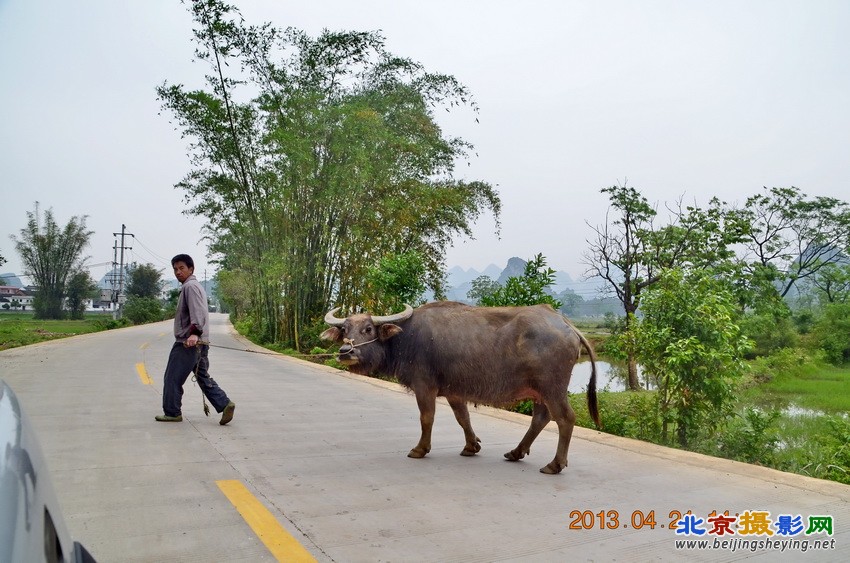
[
  {"left": 12, "top": 202, "right": 93, "bottom": 319},
  {"left": 160, "top": 1, "right": 500, "bottom": 348}
]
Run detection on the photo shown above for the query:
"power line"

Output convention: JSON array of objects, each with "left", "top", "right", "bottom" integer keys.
[{"left": 132, "top": 236, "right": 170, "bottom": 265}]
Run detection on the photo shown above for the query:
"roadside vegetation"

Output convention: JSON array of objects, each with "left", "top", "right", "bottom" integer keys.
[{"left": 0, "top": 312, "right": 128, "bottom": 350}]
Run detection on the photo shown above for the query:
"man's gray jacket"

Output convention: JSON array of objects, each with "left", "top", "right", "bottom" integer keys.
[{"left": 173, "top": 274, "right": 209, "bottom": 342}]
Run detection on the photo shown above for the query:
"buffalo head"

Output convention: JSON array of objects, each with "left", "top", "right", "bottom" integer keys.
[{"left": 320, "top": 304, "right": 413, "bottom": 374}]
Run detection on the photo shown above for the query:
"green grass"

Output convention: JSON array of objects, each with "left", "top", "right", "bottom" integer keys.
[
  {"left": 0, "top": 312, "right": 118, "bottom": 350},
  {"left": 741, "top": 352, "right": 850, "bottom": 414},
  {"left": 760, "top": 364, "right": 850, "bottom": 414}
]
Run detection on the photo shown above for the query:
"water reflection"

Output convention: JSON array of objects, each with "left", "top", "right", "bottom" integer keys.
[{"left": 569, "top": 359, "right": 654, "bottom": 393}]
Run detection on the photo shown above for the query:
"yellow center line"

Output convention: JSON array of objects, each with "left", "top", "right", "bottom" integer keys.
[
  {"left": 216, "top": 480, "right": 317, "bottom": 562},
  {"left": 135, "top": 363, "right": 153, "bottom": 385},
  {"left": 139, "top": 342, "right": 150, "bottom": 350}
]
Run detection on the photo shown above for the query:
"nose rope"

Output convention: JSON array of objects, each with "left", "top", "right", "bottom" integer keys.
[
  {"left": 193, "top": 339, "right": 377, "bottom": 359},
  {"left": 343, "top": 337, "right": 378, "bottom": 348}
]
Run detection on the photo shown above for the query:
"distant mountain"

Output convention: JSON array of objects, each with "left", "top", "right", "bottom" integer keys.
[
  {"left": 553, "top": 270, "right": 575, "bottom": 288},
  {"left": 496, "top": 257, "right": 527, "bottom": 285},
  {"left": 443, "top": 258, "right": 605, "bottom": 305},
  {"left": 446, "top": 264, "right": 502, "bottom": 287}
]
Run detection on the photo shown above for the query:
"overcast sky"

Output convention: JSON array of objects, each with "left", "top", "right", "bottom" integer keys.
[{"left": 1, "top": 0, "right": 848, "bottom": 286}]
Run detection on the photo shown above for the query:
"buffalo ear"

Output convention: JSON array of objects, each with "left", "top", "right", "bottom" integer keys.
[
  {"left": 320, "top": 327, "right": 342, "bottom": 342},
  {"left": 379, "top": 323, "right": 403, "bottom": 341}
]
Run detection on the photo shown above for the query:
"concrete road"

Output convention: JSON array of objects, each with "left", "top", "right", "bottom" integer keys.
[{"left": 1, "top": 313, "right": 848, "bottom": 562}]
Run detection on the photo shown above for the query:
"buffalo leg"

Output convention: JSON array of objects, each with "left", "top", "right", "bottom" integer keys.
[
  {"left": 504, "top": 402, "right": 551, "bottom": 462},
  {"left": 447, "top": 397, "right": 481, "bottom": 456},
  {"left": 540, "top": 395, "right": 576, "bottom": 474},
  {"left": 408, "top": 387, "right": 438, "bottom": 458}
]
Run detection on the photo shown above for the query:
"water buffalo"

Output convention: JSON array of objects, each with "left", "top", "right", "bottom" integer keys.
[{"left": 321, "top": 301, "right": 599, "bottom": 474}]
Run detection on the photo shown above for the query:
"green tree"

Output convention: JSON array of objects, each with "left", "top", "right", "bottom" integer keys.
[
  {"left": 557, "top": 289, "right": 584, "bottom": 316},
  {"left": 742, "top": 186, "right": 850, "bottom": 301},
  {"left": 477, "top": 254, "right": 561, "bottom": 308},
  {"left": 159, "top": 0, "right": 500, "bottom": 348},
  {"left": 365, "top": 251, "right": 427, "bottom": 314},
  {"left": 215, "top": 269, "right": 251, "bottom": 318},
  {"left": 126, "top": 263, "right": 164, "bottom": 299},
  {"left": 633, "top": 269, "right": 751, "bottom": 447},
  {"left": 810, "top": 262, "right": 850, "bottom": 304},
  {"left": 65, "top": 270, "right": 98, "bottom": 320},
  {"left": 810, "top": 302, "right": 850, "bottom": 364},
  {"left": 11, "top": 202, "right": 93, "bottom": 319},
  {"left": 163, "top": 288, "right": 181, "bottom": 319},
  {"left": 466, "top": 275, "right": 501, "bottom": 305},
  {"left": 584, "top": 185, "right": 746, "bottom": 389}
]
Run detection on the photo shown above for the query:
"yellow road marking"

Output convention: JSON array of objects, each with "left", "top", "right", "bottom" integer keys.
[
  {"left": 216, "top": 480, "right": 316, "bottom": 562},
  {"left": 139, "top": 342, "right": 150, "bottom": 350},
  {"left": 135, "top": 363, "right": 153, "bottom": 385}
]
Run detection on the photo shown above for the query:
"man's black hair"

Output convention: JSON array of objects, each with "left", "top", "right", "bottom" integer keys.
[{"left": 171, "top": 254, "right": 194, "bottom": 269}]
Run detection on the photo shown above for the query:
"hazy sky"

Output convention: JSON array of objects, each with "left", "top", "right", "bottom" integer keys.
[{"left": 2, "top": 0, "right": 848, "bottom": 286}]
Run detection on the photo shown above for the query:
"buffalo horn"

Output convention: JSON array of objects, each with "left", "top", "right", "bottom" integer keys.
[
  {"left": 371, "top": 304, "right": 414, "bottom": 325},
  {"left": 324, "top": 307, "right": 346, "bottom": 327}
]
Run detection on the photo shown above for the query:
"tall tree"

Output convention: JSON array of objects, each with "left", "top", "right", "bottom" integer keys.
[
  {"left": 584, "top": 185, "right": 746, "bottom": 389},
  {"left": 742, "top": 186, "right": 850, "bottom": 301},
  {"left": 159, "top": 0, "right": 500, "bottom": 348},
  {"left": 633, "top": 269, "right": 750, "bottom": 447},
  {"left": 126, "top": 263, "right": 165, "bottom": 299},
  {"left": 12, "top": 203, "right": 93, "bottom": 319}
]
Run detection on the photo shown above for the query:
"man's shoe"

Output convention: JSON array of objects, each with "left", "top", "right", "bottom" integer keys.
[
  {"left": 155, "top": 414, "right": 183, "bottom": 422},
  {"left": 220, "top": 401, "right": 235, "bottom": 425}
]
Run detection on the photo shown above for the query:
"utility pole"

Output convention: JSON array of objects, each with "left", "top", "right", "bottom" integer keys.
[{"left": 112, "top": 224, "right": 134, "bottom": 318}]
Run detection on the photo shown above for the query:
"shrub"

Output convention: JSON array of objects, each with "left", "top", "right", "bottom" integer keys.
[
  {"left": 92, "top": 317, "right": 131, "bottom": 331},
  {"left": 778, "top": 415, "right": 850, "bottom": 485},
  {"left": 569, "top": 390, "right": 660, "bottom": 443},
  {"left": 123, "top": 297, "right": 164, "bottom": 325},
  {"left": 717, "top": 407, "right": 780, "bottom": 464},
  {"left": 740, "top": 312, "right": 797, "bottom": 358},
  {"left": 747, "top": 348, "right": 810, "bottom": 384},
  {"left": 810, "top": 302, "right": 850, "bottom": 364}
]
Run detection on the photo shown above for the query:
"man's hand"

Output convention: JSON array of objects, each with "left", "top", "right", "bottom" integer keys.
[{"left": 185, "top": 334, "right": 199, "bottom": 347}]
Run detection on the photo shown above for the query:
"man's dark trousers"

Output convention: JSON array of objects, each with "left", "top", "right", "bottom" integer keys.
[{"left": 162, "top": 343, "right": 231, "bottom": 417}]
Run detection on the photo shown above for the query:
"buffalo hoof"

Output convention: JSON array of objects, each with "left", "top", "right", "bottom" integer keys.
[
  {"left": 408, "top": 447, "right": 429, "bottom": 458},
  {"left": 503, "top": 449, "right": 526, "bottom": 462},
  {"left": 540, "top": 461, "right": 565, "bottom": 474},
  {"left": 460, "top": 438, "right": 481, "bottom": 456}
]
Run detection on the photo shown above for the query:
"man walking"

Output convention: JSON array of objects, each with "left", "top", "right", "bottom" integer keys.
[{"left": 155, "top": 254, "right": 235, "bottom": 425}]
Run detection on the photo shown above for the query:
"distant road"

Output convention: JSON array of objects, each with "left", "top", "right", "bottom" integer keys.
[{"left": 1, "top": 313, "right": 848, "bottom": 561}]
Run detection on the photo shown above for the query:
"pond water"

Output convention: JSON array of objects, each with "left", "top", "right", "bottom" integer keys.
[{"left": 569, "top": 359, "right": 653, "bottom": 393}]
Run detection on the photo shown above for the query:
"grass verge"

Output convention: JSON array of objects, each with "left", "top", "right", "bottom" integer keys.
[{"left": 0, "top": 312, "right": 124, "bottom": 350}]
